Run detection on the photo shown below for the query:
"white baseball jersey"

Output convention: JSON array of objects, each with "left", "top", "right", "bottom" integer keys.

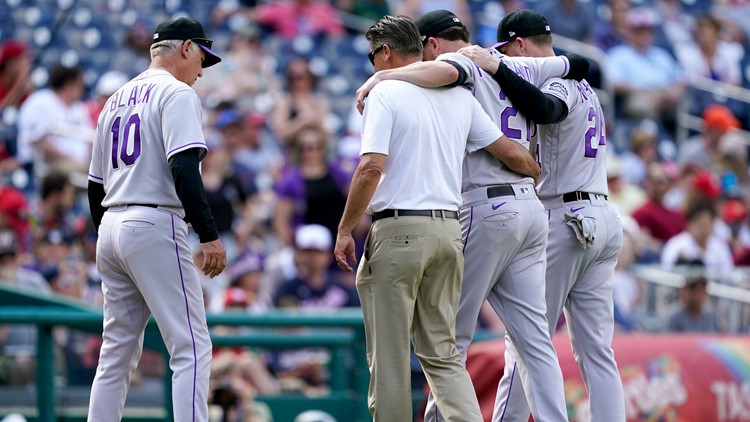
[
  {"left": 361, "top": 79, "right": 502, "bottom": 214},
  {"left": 534, "top": 78, "right": 609, "bottom": 198},
  {"left": 88, "top": 69, "right": 208, "bottom": 211},
  {"left": 434, "top": 52, "right": 571, "bottom": 192}
]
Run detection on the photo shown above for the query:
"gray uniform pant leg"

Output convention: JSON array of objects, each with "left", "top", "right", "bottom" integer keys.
[
  {"left": 426, "top": 194, "right": 566, "bottom": 422},
  {"left": 88, "top": 207, "right": 211, "bottom": 422},
  {"left": 495, "top": 201, "right": 626, "bottom": 422}
]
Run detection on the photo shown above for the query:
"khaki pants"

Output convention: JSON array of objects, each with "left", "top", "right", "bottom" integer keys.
[{"left": 356, "top": 215, "right": 482, "bottom": 422}]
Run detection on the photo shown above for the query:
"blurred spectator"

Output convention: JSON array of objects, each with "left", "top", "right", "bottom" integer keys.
[
  {"left": 682, "top": 169, "right": 722, "bottom": 214},
  {"left": 267, "top": 225, "right": 358, "bottom": 393},
  {"left": 0, "top": 40, "right": 32, "bottom": 109},
  {"left": 85, "top": 71, "right": 129, "bottom": 126},
  {"left": 606, "top": 8, "right": 684, "bottom": 124},
  {"left": 334, "top": 0, "right": 390, "bottom": 23},
  {"left": 620, "top": 123, "right": 660, "bottom": 186},
  {"left": 209, "top": 351, "right": 275, "bottom": 421},
  {"left": 613, "top": 216, "right": 643, "bottom": 331},
  {"left": 666, "top": 274, "right": 720, "bottom": 332},
  {"left": 112, "top": 18, "right": 153, "bottom": 77},
  {"left": 294, "top": 411, "right": 337, "bottom": 422},
  {"left": 607, "top": 154, "right": 646, "bottom": 216},
  {"left": 0, "top": 184, "right": 30, "bottom": 253},
  {"left": 30, "top": 171, "right": 85, "bottom": 239},
  {"left": 661, "top": 202, "right": 734, "bottom": 280},
  {"left": 398, "top": 0, "right": 473, "bottom": 33},
  {"left": 475, "top": 0, "right": 526, "bottom": 47},
  {"left": 250, "top": 0, "right": 344, "bottom": 40},
  {"left": 539, "top": 0, "right": 595, "bottom": 42},
  {"left": 653, "top": 0, "right": 695, "bottom": 48},
  {"left": 209, "top": 251, "right": 270, "bottom": 313},
  {"left": 0, "top": 229, "right": 48, "bottom": 293},
  {"left": 715, "top": 130, "right": 749, "bottom": 197},
  {"left": 201, "top": 138, "right": 256, "bottom": 259},
  {"left": 30, "top": 228, "right": 74, "bottom": 284},
  {"left": 632, "top": 162, "right": 686, "bottom": 248},
  {"left": 273, "top": 124, "right": 349, "bottom": 246},
  {"left": 674, "top": 14, "right": 744, "bottom": 86},
  {"left": 274, "top": 224, "right": 358, "bottom": 309},
  {"left": 715, "top": 198, "right": 750, "bottom": 264},
  {"left": 677, "top": 104, "right": 741, "bottom": 170},
  {"left": 16, "top": 65, "right": 93, "bottom": 184},
  {"left": 591, "top": 0, "right": 632, "bottom": 52},
  {"left": 194, "top": 25, "right": 281, "bottom": 110},
  {"left": 215, "top": 109, "right": 282, "bottom": 184},
  {"left": 714, "top": 0, "right": 750, "bottom": 46},
  {"left": 0, "top": 229, "right": 50, "bottom": 386},
  {"left": 270, "top": 57, "right": 332, "bottom": 145}
]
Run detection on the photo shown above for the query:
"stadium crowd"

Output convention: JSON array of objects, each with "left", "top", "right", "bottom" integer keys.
[{"left": 0, "top": 0, "right": 749, "bottom": 419}]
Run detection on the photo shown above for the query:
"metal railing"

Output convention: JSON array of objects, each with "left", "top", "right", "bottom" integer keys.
[
  {"left": 0, "top": 305, "right": 370, "bottom": 422},
  {"left": 633, "top": 265, "right": 750, "bottom": 333},
  {"left": 675, "top": 77, "right": 750, "bottom": 145}
]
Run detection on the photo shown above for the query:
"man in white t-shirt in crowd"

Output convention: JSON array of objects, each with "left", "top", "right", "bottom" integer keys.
[
  {"left": 661, "top": 202, "right": 734, "bottom": 282},
  {"left": 16, "top": 64, "right": 93, "bottom": 185},
  {"left": 334, "top": 15, "right": 539, "bottom": 422}
]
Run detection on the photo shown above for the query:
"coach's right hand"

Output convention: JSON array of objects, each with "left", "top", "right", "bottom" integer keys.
[{"left": 200, "top": 239, "right": 227, "bottom": 278}]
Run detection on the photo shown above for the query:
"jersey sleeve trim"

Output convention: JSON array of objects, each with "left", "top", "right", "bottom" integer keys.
[
  {"left": 167, "top": 142, "right": 208, "bottom": 160},
  {"left": 562, "top": 57, "right": 569, "bottom": 77},
  {"left": 88, "top": 173, "right": 103, "bottom": 183}
]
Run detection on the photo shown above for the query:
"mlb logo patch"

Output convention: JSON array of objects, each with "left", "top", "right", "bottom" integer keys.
[{"left": 453, "top": 17, "right": 460, "bottom": 23}]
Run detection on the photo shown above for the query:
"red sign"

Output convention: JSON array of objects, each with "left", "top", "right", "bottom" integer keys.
[{"left": 455, "top": 334, "right": 750, "bottom": 422}]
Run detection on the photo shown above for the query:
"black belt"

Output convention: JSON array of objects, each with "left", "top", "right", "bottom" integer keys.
[
  {"left": 372, "top": 209, "right": 459, "bottom": 222},
  {"left": 129, "top": 204, "right": 159, "bottom": 208},
  {"left": 562, "top": 191, "right": 607, "bottom": 203},
  {"left": 486, "top": 184, "right": 515, "bottom": 199}
]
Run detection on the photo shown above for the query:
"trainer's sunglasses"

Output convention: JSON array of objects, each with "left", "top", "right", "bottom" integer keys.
[{"left": 368, "top": 45, "right": 385, "bottom": 65}]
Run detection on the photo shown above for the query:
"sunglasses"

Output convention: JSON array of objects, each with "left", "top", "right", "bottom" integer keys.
[
  {"left": 191, "top": 38, "right": 213, "bottom": 49},
  {"left": 368, "top": 45, "right": 385, "bottom": 65}
]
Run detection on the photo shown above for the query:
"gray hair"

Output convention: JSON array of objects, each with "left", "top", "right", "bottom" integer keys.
[
  {"left": 366, "top": 15, "right": 422, "bottom": 58},
  {"left": 150, "top": 39, "right": 200, "bottom": 60}
]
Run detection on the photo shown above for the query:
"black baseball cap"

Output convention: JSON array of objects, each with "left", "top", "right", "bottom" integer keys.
[
  {"left": 415, "top": 9, "right": 466, "bottom": 43},
  {"left": 152, "top": 17, "right": 221, "bottom": 68},
  {"left": 494, "top": 9, "right": 551, "bottom": 48}
]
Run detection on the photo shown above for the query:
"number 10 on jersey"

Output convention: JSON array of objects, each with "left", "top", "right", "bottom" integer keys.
[
  {"left": 111, "top": 114, "right": 142, "bottom": 169},
  {"left": 584, "top": 106, "right": 606, "bottom": 158}
]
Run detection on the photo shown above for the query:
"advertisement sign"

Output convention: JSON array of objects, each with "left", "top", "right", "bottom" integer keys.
[{"left": 460, "top": 335, "right": 750, "bottom": 422}]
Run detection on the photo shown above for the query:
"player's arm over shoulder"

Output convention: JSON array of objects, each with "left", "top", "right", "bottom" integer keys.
[
  {"left": 491, "top": 66, "right": 569, "bottom": 124},
  {"left": 507, "top": 54, "right": 589, "bottom": 84}
]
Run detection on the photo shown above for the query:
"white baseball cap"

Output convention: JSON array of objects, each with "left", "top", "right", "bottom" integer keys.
[
  {"left": 295, "top": 224, "right": 332, "bottom": 251},
  {"left": 294, "top": 410, "right": 337, "bottom": 422},
  {"left": 95, "top": 71, "right": 129, "bottom": 97}
]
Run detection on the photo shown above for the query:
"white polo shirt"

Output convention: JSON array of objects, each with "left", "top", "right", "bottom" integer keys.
[{"left": 361, "top": 80, "right": 502, "bottom": 214}]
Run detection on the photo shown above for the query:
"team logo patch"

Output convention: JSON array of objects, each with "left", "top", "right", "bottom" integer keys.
[{"left": 548, "top": 81, "right": 568, "bottom": 97}]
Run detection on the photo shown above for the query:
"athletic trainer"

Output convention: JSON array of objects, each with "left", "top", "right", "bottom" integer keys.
[{"left": 334, "top": 15, "right": 539, "bottom": 422}]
